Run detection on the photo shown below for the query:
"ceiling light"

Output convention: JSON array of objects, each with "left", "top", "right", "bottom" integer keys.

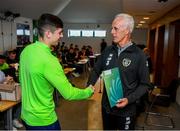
[
  {"left": 138, "top": 23, "right": 142, "bottom": 26},
  {"left": 140, "top": 21, "right": 146, "bottom": 24},
  {"left": 143, "top": 17, "right": 149, "bottom": 20}
]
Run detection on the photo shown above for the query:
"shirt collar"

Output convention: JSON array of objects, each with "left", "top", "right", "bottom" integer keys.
[
  {"left": 117, "top": 41, "right": 133, "bottom": 56},
  {"left": 118, "top": 41, "right": 133, "bottom": 50},
  {"left": 35, "top": 41, "right": 51, "bottom": 52}
]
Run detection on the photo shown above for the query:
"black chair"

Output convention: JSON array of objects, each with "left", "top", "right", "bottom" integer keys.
[{"left": 144, "top": 78, "right": 180, "bottom": 128}]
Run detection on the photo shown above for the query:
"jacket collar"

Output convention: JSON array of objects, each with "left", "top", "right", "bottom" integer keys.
[{"left": 112, "top": 42, "right": 135, "bottom": 53}]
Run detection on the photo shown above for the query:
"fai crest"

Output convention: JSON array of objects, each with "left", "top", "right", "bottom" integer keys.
[{"left": 122, "top": 58, "right": 131, "bottom": 67}]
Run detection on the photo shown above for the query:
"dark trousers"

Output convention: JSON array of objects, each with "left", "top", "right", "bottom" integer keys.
[
  {"left": 102, "top": 107, "right": 136, "bottom": 130},
  {"left": 22, "top": 120, "right": 61, "bottom": 130},
  {"left": 12, "top": 103, "right": 21, "bottom": 119}
]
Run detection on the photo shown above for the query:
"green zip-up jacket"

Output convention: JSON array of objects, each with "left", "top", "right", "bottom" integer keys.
[{"left": 19, "top": 41, "right": 93, "bottom": 126}]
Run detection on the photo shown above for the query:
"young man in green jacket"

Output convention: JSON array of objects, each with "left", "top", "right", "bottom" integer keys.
[{"left": 19, "top": 14, "right": 94, "bottom": 130}]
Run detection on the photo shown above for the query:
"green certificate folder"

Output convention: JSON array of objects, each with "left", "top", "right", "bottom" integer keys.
[{"left": 102, "top": 67, "right": 123, "bottom": 108}]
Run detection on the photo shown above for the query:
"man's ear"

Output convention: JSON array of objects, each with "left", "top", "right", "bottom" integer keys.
[
  {"left": 45, "top": 30, "right": 51, "bottom": 39},
  {"left": 125, "top": 28, "right": 130, "bottom": 35}
]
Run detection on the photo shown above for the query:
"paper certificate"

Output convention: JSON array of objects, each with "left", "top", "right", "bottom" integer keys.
[{"left": 102, "top": 67, "right": 123, "bottom": 107}]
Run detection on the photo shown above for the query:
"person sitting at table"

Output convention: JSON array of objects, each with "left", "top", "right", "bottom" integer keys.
[
  {"left": 66, "top": 48, "right": 77, "bottom": 64},
  {"left": 61, "top": 46, "right": 69, "bottom": 64},
  {"left": 3, "top": 52, "right": 23, "bottom": 129},
  {"left": 86, "top": 46, "right": 94, "bottom": 68},
  {"left": 74, "top": 44, "right": 79, "bottom": 51},
  {"left": 6, "top": 50, "right": 18, "bottom": 64},
  {"left": 0, "top": 55, "right": 17, "bottom": 81},
  {"left": 69, "top": 43, "right": 74, "bottom": 49},
  {"left": 0, "top": 55, "right": 9, "bottom": 70},
  {"left": 12, "top": 103, "right": 23, "bottom": 129},
  {"left": 86, "top": 45, "right": 94, "bottom": 57},
  {"left": 66, "top": 48, "right": 83, "bottom": 77},
  {"left": 78, "top": 47, "right": 87, "bottom": 60},
  {"left": 6, "top": 50, "right": 19, "bottom": 71},
  {"left": 74, "top": 48, "right": 80, "bottom": 62},
  {"left": 0, "top": 69, "right": 23, "bottom": 129}
]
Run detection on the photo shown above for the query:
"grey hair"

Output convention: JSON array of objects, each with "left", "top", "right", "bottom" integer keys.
[{"left": 115, "top": 13, "right": 134, "bottom": 33}]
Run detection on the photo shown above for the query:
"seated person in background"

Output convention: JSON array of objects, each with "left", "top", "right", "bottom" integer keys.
[
  {"left": 66, "top": 48, "right": 83, "bottom": 76},
  {"left": 0, "top": 70, "right": 5, "bottom": 83},
  {"left": 0, "top": 55, "right": 18, "bottom": 82},
  {"left": 6, "top": 50, "right": 18, "bottom": 64},
  {"left": 66, "top": 48, "right": 77, "bottom": 64},
  {"left": 78, "top": 47, "right": 87, "bottom": 60},
  {"left": 86, "top": 45, "right": 94, "bottom": 57},
  {"left": 0, "top": 70, "right": 23, "bottom": 129},
  {"left": 74, "top": 44, "right": 79, "bottom": 51},
  {"left": 51, "top": 45, "right": 57, "bottom": 57},
  {"left": 6, "top": 50, "right": 19, "bottom": 71},
  {"left": 12, "top": 103, "right": 23, "bottom": 129},
  {"left": 69, "top": 43, "right": 74, "bottom": 49},
  {"left": 74, "top": 48, "right": 80, "bottom": 62},
  {"left": 61, "top": 46, "right": 69, "bottom": 64},
  {"left": 0, "top": 55, "right": 9, "bottom": 70}
]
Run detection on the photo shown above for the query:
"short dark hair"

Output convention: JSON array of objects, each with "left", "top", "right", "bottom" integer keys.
[
  {"left": 8, "top": 49, "right": 16, "bottom": 54},
  {"left": 37, "top": 13, "right": 63, "bottom": 37}
]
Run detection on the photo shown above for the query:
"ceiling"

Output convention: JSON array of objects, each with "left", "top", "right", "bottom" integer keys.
[{"left": 0, "top": 0, "right": 180, "bottom": 28}]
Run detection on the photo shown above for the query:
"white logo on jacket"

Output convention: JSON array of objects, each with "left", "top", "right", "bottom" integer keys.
[
  {"left": 106, "top": 53, "right": 113, "bottom": 66},
  {"left": 122, "top": 58, "right": 131, "bottom": 67}
]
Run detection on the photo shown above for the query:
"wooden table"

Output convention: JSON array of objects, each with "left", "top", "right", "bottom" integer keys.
[
  {"left": 64, "top": 67, "right": 76, "bottom": 74},
  {"left": 0, "top": 100, "right": 19, "bottom": 130},
  {"left": 77, "top": 58, "right": 89, "bottom": 76}
]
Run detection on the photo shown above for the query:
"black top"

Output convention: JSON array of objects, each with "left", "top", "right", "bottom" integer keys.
[{"left": 87, "top": 44, "right": 151, "bottom": 116}]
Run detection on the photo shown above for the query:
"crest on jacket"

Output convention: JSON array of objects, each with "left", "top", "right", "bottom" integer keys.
[{"left": 122, "top": 58, "right": 131, "bottom": 67}]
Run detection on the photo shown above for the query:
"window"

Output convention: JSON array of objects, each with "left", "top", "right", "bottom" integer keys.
[
  {"left": 94, "top": 30, "right": 106, "bottom": 37},
  {"left": 25, "top": 30, "right": 30, "bottom": 36},
  {"left": 68, "top": 30, "right": 81, "bottom": 37},
  {"left": 82, "top": 30, "right": 93, "bottom": 37},
  {"left": 16, "top": 29, "right": 24, "bottom": 35},
  {"left": 16, "top": 23, "right": 30, "bottom": 45},
  {"left": 68, "top": 29, "right": 107, "bottom": 37}
]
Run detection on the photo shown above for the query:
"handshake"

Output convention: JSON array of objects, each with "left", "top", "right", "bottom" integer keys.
[{"left": 87, "top": 84, "right": 95, "bottom": 93}]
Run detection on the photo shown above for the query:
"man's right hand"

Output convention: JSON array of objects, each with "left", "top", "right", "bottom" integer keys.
[{"left": 88, "top": 84, "right": 95, "bottom": 93}]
